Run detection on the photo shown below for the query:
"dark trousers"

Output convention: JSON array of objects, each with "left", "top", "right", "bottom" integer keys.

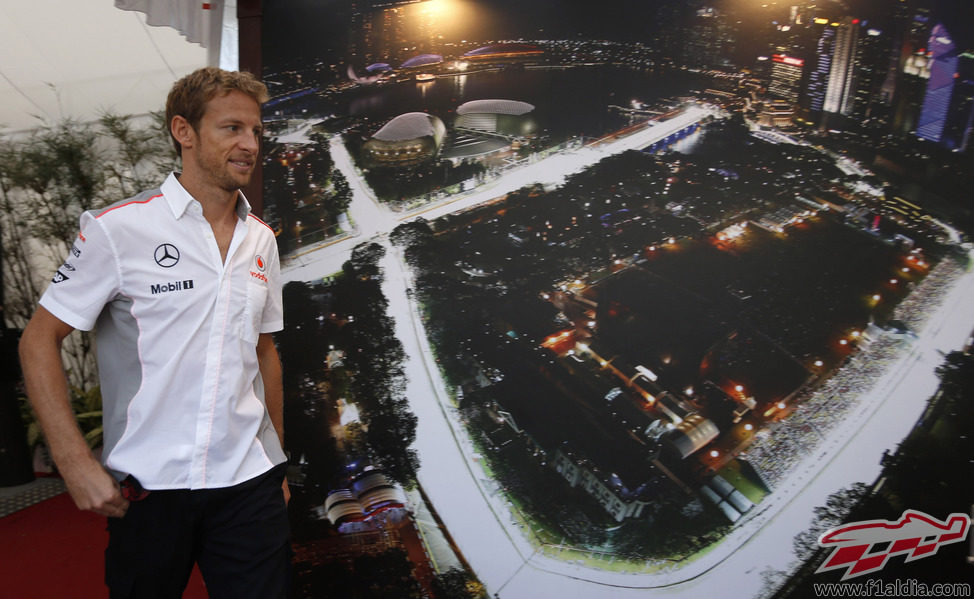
[{"left": 105, "top": 464, "right": 292, "bottom": 599}]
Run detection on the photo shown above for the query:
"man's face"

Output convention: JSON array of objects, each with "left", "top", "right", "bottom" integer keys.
[{"left": 190, "top": 90, "right": 262, "bottom": 192}]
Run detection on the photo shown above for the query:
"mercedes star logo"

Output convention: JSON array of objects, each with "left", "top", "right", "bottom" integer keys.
[{"left": 154, "top": 243, "right": 180, "bottom": 268}]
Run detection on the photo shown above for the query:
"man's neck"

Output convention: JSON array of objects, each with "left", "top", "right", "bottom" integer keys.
[{"left": 175, "top": 172, "right": 240, "bottom": 228}]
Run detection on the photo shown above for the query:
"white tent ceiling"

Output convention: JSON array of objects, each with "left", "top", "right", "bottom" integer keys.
[{"left": 0, "top": 1, "right": 236, "bottom": 133}]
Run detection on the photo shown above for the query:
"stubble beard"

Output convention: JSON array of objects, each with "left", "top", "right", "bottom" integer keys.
[{"left": 194, "top": 147, "right": 253, "bottom": 193}]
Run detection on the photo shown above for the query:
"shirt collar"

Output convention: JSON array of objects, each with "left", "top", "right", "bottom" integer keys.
[{"left": 161, "top": 172, "right": 253, "bottom": 221}]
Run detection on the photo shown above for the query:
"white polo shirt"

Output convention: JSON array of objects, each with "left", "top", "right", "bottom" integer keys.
[{"left": 40, "top": 173, "right": 286, "bottom": 490}]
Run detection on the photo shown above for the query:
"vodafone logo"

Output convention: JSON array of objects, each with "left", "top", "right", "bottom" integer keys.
[{"left": 251, "top": 255, "right": 268, "bottom": 281}]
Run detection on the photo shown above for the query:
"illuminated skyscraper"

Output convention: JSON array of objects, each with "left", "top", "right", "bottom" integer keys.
[
  {"left": 348, "top": 1, "right": 414, "bottom": 66},
  {"left": 824, "top": 17, "right": 860, "bottom": 115},
  {"left": 916, "top": 24, "right": 956, "bottom": 142},
  {"left": 769, "top": 54, "right": 804, "bottom": 103},
  {"left": 806, "top": 24, "right": 836, "bottom": 113},
  {"left": 917, "top": 25, "right": 974, "bottom": 151},
  {"left": 890, "top": 7, "right": 933, "bottom": 135},
  {"left": 852, "top": 25, "right": 890, "bottom": 120},
  {"left": 684, "top": 7, "right": 736, "bottom": 69},
  {"left": 942, "top": 53, "right": 974, "bottom": 151}
]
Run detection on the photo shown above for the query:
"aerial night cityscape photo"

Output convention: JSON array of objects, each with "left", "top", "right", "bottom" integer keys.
[{"left": 258, "top": 0, "right": 974, "bottom": 597}]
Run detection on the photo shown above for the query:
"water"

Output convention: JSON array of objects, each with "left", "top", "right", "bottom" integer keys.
[{"left": 290, "top": 66, "right": 708, "bottom": 140}]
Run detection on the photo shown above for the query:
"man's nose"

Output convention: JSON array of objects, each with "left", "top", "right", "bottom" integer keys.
[{"left": 240, "top": 131, "right": 260, "bottom": 153}]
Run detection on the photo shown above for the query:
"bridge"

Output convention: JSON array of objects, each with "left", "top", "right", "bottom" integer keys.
[{"left": 587, "top": 103, "right": 722, "bottom": 154}]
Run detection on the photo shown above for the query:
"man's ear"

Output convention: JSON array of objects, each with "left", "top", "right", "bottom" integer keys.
[{"left": 171, "top": 115, "right": 196, "bottom": 151}]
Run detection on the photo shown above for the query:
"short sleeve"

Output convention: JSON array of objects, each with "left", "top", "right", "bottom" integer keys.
[
  {"left": 39, "top": 212, "right": 121, "bottom": 331},
  {"left": 259, "top": 237, "right": 284, "bottom": 334}
]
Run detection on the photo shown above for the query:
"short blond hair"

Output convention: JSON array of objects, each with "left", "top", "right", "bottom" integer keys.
[{"left": 165, "top": 67, "right": 268, "bottom": 155}]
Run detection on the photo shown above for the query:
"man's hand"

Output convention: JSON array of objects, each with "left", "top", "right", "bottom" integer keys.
[
  {"left": 282, "top": 477, "right": 291, "bottom": 505},
  {"left": 60, "top": 455, "right": 130, "bottom": 518}
]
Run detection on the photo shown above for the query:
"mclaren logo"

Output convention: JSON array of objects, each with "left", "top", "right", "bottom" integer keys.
[{"left": 154, "top": 243, "right": 180, "bottom": 268}]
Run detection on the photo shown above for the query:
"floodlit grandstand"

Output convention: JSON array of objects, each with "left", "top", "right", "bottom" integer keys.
[
  {"left": 324, "top": 470, "right": 405, "bottom": 526},
  {"left": 324, "top": 489, "right": 366, "bottom": 525}
]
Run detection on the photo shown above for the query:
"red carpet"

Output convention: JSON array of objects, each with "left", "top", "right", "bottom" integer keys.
[{"left": 0, "top": 492, "right": 207, "bottom": 598}]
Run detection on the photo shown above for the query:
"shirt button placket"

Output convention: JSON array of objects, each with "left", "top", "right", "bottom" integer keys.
[{"left": 191, "top": 206, "right": 232, "bottom": 488}]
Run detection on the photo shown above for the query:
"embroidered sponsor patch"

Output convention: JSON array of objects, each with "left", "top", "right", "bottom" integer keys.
[
  {"left": 150, "top": 280, "right": 195, "bottom": 294},
  {"left": 154, "top": 243, "right": 180, "bottom": 268}
]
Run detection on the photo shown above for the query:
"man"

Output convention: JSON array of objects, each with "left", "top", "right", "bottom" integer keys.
[{"left": 19, "top": 67, "right": 291, "bottom": 598}]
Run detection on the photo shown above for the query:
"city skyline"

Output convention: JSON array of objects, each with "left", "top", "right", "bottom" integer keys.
[
  {"left": 264, "top": 0, "right": 974, "bottom": 66},
  {"left": 265, "top": 0, "right": 974, "bottom": 154},
  {"left": 260, "top": 1, "right": 974, "bottom": 596}
]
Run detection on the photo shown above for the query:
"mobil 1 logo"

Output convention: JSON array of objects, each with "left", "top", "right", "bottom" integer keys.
[{"left": 150, "top": 280, "right": 195, "bottom": 295}]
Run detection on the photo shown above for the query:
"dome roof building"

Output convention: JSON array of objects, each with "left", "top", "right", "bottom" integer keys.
[
  {"left": 400, "top": 53, "right": 443, "bottom": 69},
  {"left": 457, "top": 99, "right": 534, "bottom": 118},
  {"left": 455, "top": 99, "right": 537, "bottom": 137},
  {"left": 364, "top": 112, "right": 446, "bottom": 166}
]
